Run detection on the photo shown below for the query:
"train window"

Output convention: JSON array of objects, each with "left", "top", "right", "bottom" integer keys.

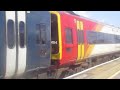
[
  {"left": 36, "top": 24, "right": 46, "bottom": 45},
  {"left": 107, "top": 34, "right": 115, "bottom": 44},
  {"left": 112, "top": 35, "right": 116, "bottom": 43},
  {"left": 65, "top": 28, "right": 73, "bottom": 44},
  {"left": 104, "top": 33, "right": 109, "bottom": 44},
  {"left": 112, "top": 35, "right": 115, "bottom": 43},
  {"left": 118, "top": 35, "right": 120, "bottom": 43},
  {"left": 7, "top": 19, "right": 15, "bottom": 49},
  {"left": 97, "top": 32, "right": 104, "bottom": 44},
  {"left": 87, "top": 31, "right": 97, "bottom": 44},
  {"left": 115, "top": 35, "right": 120, "bottom": 43},
  {"left": 51, "top": 14, "right": 59, "bottom": 54},
  {"left": 103, "top": 33, "right": 115, "bottom": 44},
  {"left": 19, "top": 21, "right": 25, "bottom": 48},
  {"left": 40, "top": 24, "right": 46, "bottom": 44},
  {"left": 77, "top": 30, "right": 83, "bottom": 44},
  {"left": 36, "top": 24, "right": 41, "bottom": 44},
  {"left": 87, "top": 31, "right": 120, "bottom": 44},
  {"left": 105, "top": 34, "right": 110, "bottom": 44}
]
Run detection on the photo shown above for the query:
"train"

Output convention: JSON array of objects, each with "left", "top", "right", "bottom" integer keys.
[{"left": 0, "top": 11, "right": 120, "bottom": 79}]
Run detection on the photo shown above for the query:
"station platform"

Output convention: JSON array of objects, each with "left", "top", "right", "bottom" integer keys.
[{"left": 64, "top": 57, "right": 120, "bottom": 79}]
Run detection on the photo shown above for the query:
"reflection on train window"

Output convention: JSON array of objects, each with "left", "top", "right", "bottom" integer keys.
[
  {"left": 7, "top": 19, "right": 15, "bottom": 49},
  {"left": 65, "top": 28, "right": 73, "bottom": 44},
  {"left": 19, "top": 21, "right": 25, "bottom": 48},
  {"left": 36, "top": 23, "right": 46, "bottom": 45},
  {"left": 77, "top": 30, "right": 83, "bottom": 44}
]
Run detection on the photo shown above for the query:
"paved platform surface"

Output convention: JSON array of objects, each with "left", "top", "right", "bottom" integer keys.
[{"left": 64, "top": 57, "right": 120, "bottom": 79}]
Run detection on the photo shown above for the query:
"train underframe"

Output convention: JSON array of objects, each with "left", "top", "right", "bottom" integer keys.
[{"left": 11, "top": 51, "right": 120, "bottom": 79}]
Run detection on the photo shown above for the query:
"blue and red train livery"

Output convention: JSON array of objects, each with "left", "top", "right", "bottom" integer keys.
[{"left": 0, "top": 11, "right": 120, "bottom": 79}]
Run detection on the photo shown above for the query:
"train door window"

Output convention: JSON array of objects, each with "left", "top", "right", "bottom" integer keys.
[
  {"left": 19, "top": 21, "right": 25, "bottom": 48},
  {"left": 36, "top": 24, "right": 41, "bottom": 44},
  {"left": 40, "top": 24, "right": 46, "bottom": 44},
  {"left": 51, "top": 14, "right": 59, "bottom": 54},
  {"left": 7, "top": 19, "right": 15, "bottom": 49},
  {"left": 77, "top": 30, "right": 83, "bottom": 44},
  {"left": 65, "top": 28, "right": 73, "bottom": 44},
  {"left": 36, "top": 23, "right": 46, "bottom": 45}
]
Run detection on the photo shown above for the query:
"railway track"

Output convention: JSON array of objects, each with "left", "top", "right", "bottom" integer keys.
[{"left": 64, "top": 57, "right": 120, "bottom": 79}]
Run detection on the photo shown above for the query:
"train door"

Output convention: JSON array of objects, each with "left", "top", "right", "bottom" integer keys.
[
  {"left": 77, "top": 20, "right": 84, "bottom": 62},
  {"left": 62, "top": 15, "right": 77, "bottom": 64},
  {"left": 26, "top": 11, "right": 51, "bottom": 71}
]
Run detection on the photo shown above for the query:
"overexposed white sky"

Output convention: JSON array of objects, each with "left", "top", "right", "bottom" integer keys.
[
  {"left": 73, "top": 11, "right": 120, "bottom": 27},
  {"left": 73, "top": 11, "right": 89, "bottom": 18}
]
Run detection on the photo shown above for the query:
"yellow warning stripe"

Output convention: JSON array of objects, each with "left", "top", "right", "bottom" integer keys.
[
  {"left": 50, "top": 11, "right": 62, "bottom": 60},
  {"left": 77, "top": 20, "right": 84, "bottom": 62},
  {"left": 77, "top": 21, "right": 81, "bottom": 61}
]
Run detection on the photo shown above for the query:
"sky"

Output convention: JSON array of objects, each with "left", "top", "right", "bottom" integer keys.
[{"left": 73, "top": 11, "right": 120, "bottom": 27}]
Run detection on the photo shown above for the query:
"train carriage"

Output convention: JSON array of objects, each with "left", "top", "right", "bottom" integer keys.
[
  {"left": 0, "top": 11, "right": 51, "bottom": 78},
  {"left": 1, "top": 11, "right": 120, "bottom": 79},
  {"left": 51, "top": 11, "right": 120, "bottom": 67}
]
